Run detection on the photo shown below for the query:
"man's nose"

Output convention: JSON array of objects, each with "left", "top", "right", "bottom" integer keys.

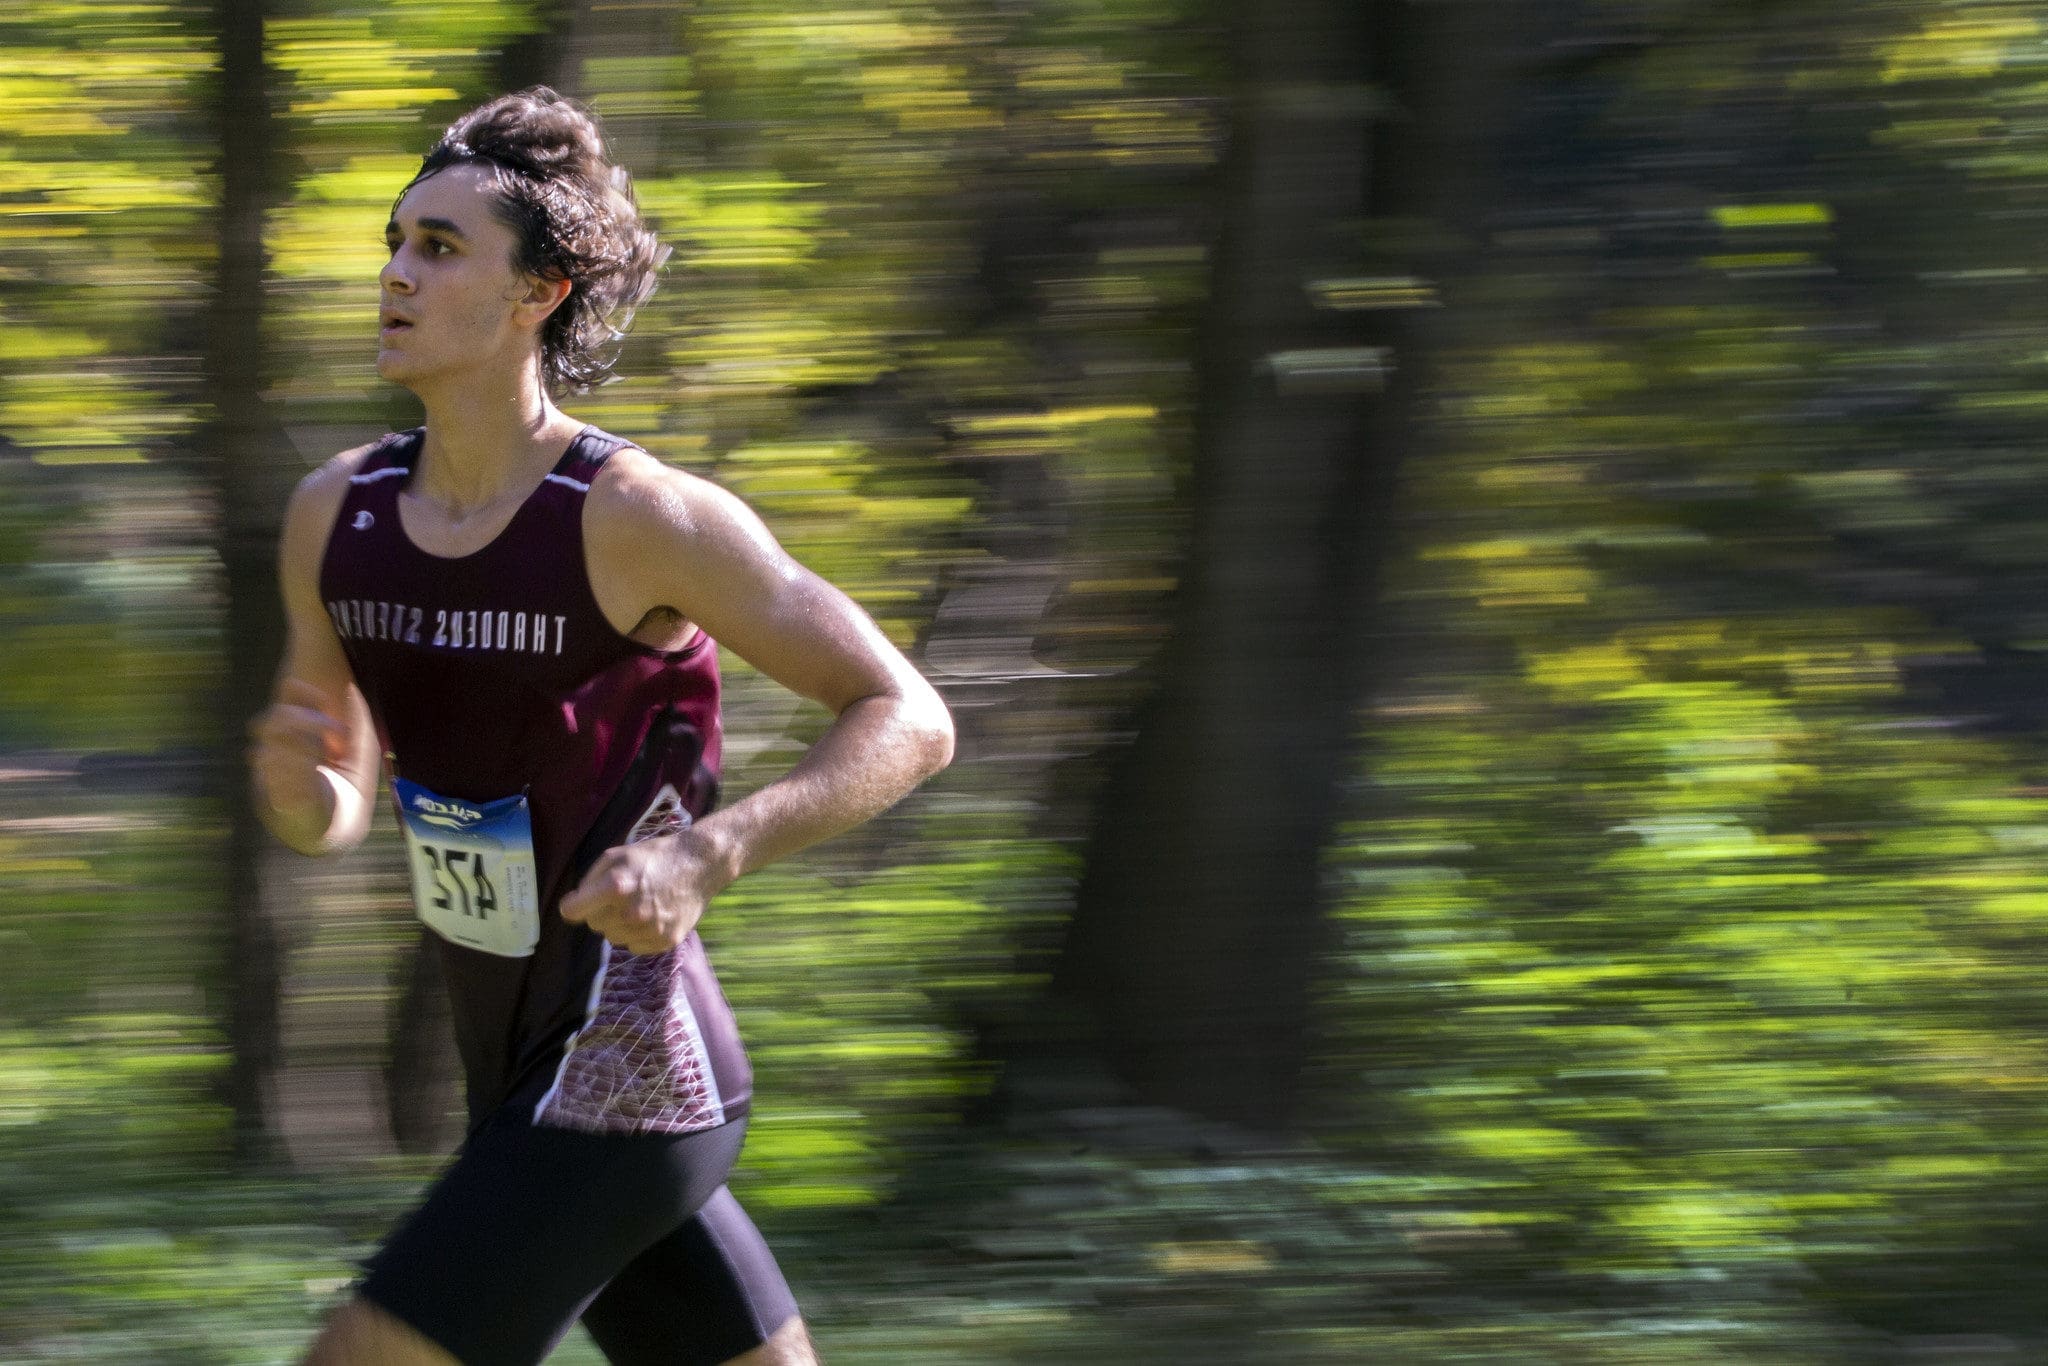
[{"left": 380, "top": 253, "right": 414, "bottom": 293}]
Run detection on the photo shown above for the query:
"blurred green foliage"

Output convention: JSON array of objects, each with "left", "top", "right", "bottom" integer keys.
[{"left": 14, "top": 0, "right": 2048, "bottom": 1360}]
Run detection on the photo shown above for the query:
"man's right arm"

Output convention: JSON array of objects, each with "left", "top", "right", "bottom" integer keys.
[{"left": 248, "top": 455, "right": 381, "bottom": 856}]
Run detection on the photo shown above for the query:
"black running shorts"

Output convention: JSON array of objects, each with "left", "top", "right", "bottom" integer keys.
[{"left": 357, "top": 1110, "right": 798, "bottom": 1365}]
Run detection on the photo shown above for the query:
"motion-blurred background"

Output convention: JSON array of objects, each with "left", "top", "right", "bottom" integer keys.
[{"left": 9, "top": 0, "right": 2048, "bottom": 1360}]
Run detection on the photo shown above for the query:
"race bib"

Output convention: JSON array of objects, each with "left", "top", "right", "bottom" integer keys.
[{"left": 393, "top": 777, "right": 541, "bottom": 958}]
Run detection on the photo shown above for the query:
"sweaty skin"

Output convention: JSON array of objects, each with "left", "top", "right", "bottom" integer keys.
[{"left": 252, "top": 154, "right": 946, "bottom": 1366}]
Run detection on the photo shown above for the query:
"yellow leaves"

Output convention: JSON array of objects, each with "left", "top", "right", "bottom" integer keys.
[
  {"left": 0, "top": 855, "right": 91, "bottom": 874},
  {"left": 733, "top": 1112, "right": 881, "bottom": 1211},
  {"left": 1525, "top": 643, "right": 1643, "bottom": 698},
  {"left": 1016, "top": 49, "right": 1131, "bottom": 96},
  {"left": 0, "top": 77, "right": 115, "bottom": 137},
  {"left": 4, "top": 371, "right": 170, "bottom": 463},
  {"left": 29, "top": 447, "right": 147, "bottom": 467},
  {"left": 1882, "top": 13, "right": 2041, "bottom": 83},
  {"left": 1420, "top": 537, "right": 1602, "bottom": 610},
  {"left": 1052, "top": 100, "right": 1213, "bottom": 166},
  {"left": 1426, "top": 537, "right": 1556, "bottom": 562},
  {"left": 1712, "top": 203, "right": 1833, "bottom": 230},
  {"left": 1610, "top": 1190, "right": 1794, "bottom": 1250},
  {"left": 269, "top": 202, "right": 389, "bottom": 285},
  {"left": 951, "top": 405, "right": 1157, "bottom": 435},
  {"left": 857, "top": 62, "right": 998, "bottom": 133},
  {"left": 0, "top": 21, "right": 209, "bottom": 140},
  {"left": 291, "top": 86, "right": 460, "bottom": 117},
  {"left": 1702, "top": 209, "right": 1829, "bottom": 273},
  {"left": 1975, "top": 892, "right": 2048, "bottom": 920},
  {"left": 268, "top": 17, "right": 469, "bottom": 123},
  {"left": 1449, "top": 1125, "right": 1600, "bottom": 1163},
  {"left": 638, "top": 174, "right": 827, "bottom": 272},
  {"left": 677, "top": 312, "right": 890, "bottom": 393},
  {"left": 288, "top": 155, "right": 419, "bottom": 207},
  {"left": 1474, "top": 562, "right": 1595, "bottom": 609},
  {"left": 696, "top": 6, "right": 992, "bottom": 133},
  {"left": 689, "top": 208, "right": 820, "bottom": 272},
  {"left": 1473, "top": 962, "right": 1648, "bottom": 996},
  {"left": 861, "top": 495, "right": 973, "bottom": 526},
  {"left": 1455, "top": 344, "right": 1642, "bottom": 421},
  {"left": 722, "top": 440, "right": 963, "bottom": 532},
  {"left": 631, "top": 175, "right": 704, "bottom": 234},
  {"left": 1782, "top": 641, "right": 1899, "bottom": 701},
  {"left": 0, "top": 155, "right": 207, "bottom": 215},
  {"left": 0, "top": 327, "right": 106, "bottom": 363},
  {"left": 723, "top": 440, "right": 864, "bottom": 502}
]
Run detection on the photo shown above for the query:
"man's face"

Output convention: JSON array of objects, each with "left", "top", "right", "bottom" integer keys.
[{"left": 377, "top": 162, "right": 544, "bottom": 390}]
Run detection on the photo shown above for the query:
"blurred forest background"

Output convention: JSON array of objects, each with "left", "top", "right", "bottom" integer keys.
[{"left": 10, "top": 0, "right": 2048, "bottom": 1360}]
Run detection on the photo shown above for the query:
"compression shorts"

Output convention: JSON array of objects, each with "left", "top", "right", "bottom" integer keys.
[{"left": 357, "top": 1108, "right": 798, "bottom": 1364}]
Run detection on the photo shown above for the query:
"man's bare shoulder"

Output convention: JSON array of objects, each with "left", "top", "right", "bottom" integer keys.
[
  {"left": 589, "top": 444, "right": 760, "bottom": 545},
  {"left": 584, "top": 444, "right": 799, "bottom": 626},
  {"left": 280, "top": 439, "right": 396, "bottom": 571}
]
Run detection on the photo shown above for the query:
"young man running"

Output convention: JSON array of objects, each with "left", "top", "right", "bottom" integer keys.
[{"left": 248, "top": 88, "right": 954, "bottom": 1365}]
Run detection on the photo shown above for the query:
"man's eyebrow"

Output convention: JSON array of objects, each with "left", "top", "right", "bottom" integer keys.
[{"left": 385, "top": 216, "right": 470, "bottom": 240}]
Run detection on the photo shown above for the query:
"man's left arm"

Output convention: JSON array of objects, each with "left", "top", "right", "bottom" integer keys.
[{"left": 560, "top": 456, "right": 955, "bottom": 954}]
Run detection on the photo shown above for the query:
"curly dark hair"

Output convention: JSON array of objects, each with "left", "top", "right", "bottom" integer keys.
[{"left": 401, "top": 87, "right": 668, "bottom": 395}]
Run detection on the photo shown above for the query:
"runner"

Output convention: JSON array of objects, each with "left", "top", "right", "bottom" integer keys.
[{"left": 247, "top": 87, "right": 954, "bottom": 1365}]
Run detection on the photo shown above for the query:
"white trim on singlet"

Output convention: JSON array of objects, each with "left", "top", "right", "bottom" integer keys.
[
  {"left": 349, "top": 466, "right": 409, "bottom": 484},
  {"left": 533, "top": 940, "right": 613, "bottom": 1123},
  {"left": 543, "top": 472, "right": 591, "bottom": 493}
]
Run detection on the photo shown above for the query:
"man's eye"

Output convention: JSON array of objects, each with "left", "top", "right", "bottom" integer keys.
[{"left": 426, "top": 239, "right": 452, "bottom": 256}]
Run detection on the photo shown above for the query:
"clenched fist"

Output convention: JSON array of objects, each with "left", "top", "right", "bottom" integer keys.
[{"left": 559, "top": 829, "right": 731, "bottom": 956}]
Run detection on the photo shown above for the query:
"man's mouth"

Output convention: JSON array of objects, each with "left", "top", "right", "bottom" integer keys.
[{"left": 379, "top": 309, "right": 414, "bottom": 335}]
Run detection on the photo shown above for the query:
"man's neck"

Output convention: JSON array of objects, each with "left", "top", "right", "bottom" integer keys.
[{"left": 409, "top": 363, "right": 584, "bottom": 514}]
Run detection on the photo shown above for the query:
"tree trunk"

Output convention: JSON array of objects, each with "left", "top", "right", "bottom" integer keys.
[
  {"left": 205, "top": 0, "right": 291, "bottom": 1165},
  {"left": 493, "top": 0, "right": 591, "bottom": 95},
  {"left": 1052, "top": 0, "right": 1482, "bottom": 1132}
]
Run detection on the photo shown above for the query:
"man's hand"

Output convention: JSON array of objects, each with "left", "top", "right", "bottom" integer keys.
[
  {"left": 560, "top": 829, "right": 731, "bottom": 956},
  {"left": 249, "top": 677, "right": 352, "bottom": 850}
]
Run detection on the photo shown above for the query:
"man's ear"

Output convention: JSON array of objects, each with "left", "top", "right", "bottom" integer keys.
[{"left": 514, "top": 274, "right": 573, "bottom": 328}]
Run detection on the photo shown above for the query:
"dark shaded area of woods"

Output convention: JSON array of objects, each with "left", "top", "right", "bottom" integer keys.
[{"left": 13, "top": 0, "right": 2048, "bottom": 1359}]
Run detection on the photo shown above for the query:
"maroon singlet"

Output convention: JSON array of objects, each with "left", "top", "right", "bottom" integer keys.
[{"left": 318, "top": 425, "right": 751, "bottom": 1134}]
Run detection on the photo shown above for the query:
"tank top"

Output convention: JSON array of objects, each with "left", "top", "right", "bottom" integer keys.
[{"left": 317, "top": 425, "right": 751, "bottom": 1134}]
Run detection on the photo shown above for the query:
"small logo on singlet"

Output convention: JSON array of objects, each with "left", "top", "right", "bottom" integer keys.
[{"left": 353, "top": 511, "right": 374, "bottom": 530}]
